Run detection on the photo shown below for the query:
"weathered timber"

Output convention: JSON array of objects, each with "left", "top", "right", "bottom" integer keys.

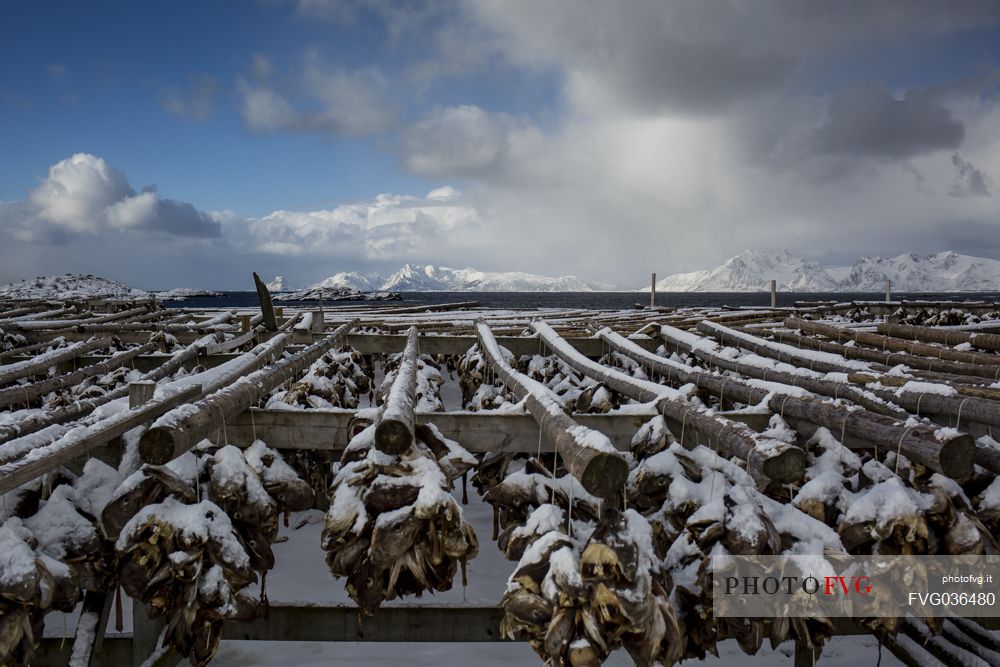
[
  {"left": 0, "top": 336, "right": 115, "bottom": 386},
  {"left": 199, "top": 324, "right": 265, "bottom": 355},
  {"left": 899, "top": 617, "right": 992, "bottom": 667},
  {"left": 974, "top": 439, "right": 1000, "bottom": 475},
  {"left": 787, "top": 318, "right": 1000, "bottom": 368},
  {"left": 939, "top": 620, "right": 1000, "bottom": 666},
  {"left": 761, "top": 325, "right": 1000, "bottom": 382},
  {"left": 368, "top": 300, "right": 481, "bottom": 315},
  {"left": 253, "top": 271, "right": 279, "bottom": 331},
  {"left": 533, "top": 321, "right": 805, "bottom": 484},
  {"left": 226, "top": 408, "right": 655, "bottom": 453},
  {"left": 0, "top": 337, "right": 66, "bottom": 361},
  {"left": 688, "top": 325, "right": 976, "bottom": 480},
  {"left": 4, "top": 305, "right": 153, "bottom": 332},
  {"left": 623, "top": 323, "right": 907, "bottom": 419},
  {"left": 699, "top": 320, "right": 875, "bottom": 375},
  {"left": 138, "top": 320, "right": 357, "bottom": 464},
  {"left": 69, "top": 588, "right": 114, "bottom": 667},
  {"left": 0, "top": 384, "right": 201, "bottom": 494},
  {"left": 476, "top": 321, "right": 628, "bottom": 499},
  {"left": 878, "top": 322, "right": 1000, "bottom": 353},
  {"left": 0, "top": 341, "right": 203, "bottom": 445},
  {"left": 0, "top": 340, "right": 159, "bottom": 409},
  {"left": 374, "top": 326, "right": 418, "bottom": 454},
  {"left": 845, "top": 373, "right": 1000, "bottom": 429},
  {"left": 343, "top": 332, "right": 659, "bottom": 357}
]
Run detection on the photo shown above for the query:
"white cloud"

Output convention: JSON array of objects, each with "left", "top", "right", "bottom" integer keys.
[{"left": 4, "top": 153, "right": 220, "bottom": 242}]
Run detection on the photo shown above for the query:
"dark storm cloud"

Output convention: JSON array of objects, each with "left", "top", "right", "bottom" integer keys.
[
  {"left": 467, "top": 0, "right": 1000, "bottom": 115},
  {"left": 812, "top": 85, "right": 965, "bottom": 159}
]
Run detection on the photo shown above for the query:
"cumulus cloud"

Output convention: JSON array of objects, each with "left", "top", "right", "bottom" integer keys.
[
  {"left": 160, "top": 74, "right": 218, "bottom": 121},
  {"left": 2, "top": 153, "right": 220, "bottom": 242},
  {"left": 235, "top": 53, "right": 393, "bottom": 136}
]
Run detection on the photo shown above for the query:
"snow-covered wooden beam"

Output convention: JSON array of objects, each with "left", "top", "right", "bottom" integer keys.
[
  {"left": 787, "top": 317, "right": 1000, "bottom": 369},
  {"left": 0, "top": 384, "right": 202, "bottom": 494},
  {"left": 0, "top": 336, "right": 115, "bottom": 386},
  {"left": 761, "top": 324, "right": 1000, "bottom": 381},
  {"left": 373, "top": 326, "right": 418, "bottom": 454},
  {"left": 0, "top": 339, "right": 161, "bottom": 409},
  {"left": 138, "top": 320, "right": 357, "bottom": 464},
  {"left": 876, "top": 321, "right": 1000, "bottom": 353},
  {"left": 0, "top": 341, "right": 204, "bottom": 445},
  {"left": 533, "top": 321, "right": 805, "bottom": 484},
  {"left": 224, "top": 407, "right": 664, "bottom": 453},
  {"left": 475, "top": 320, "right": 628, "bottom": 500}
]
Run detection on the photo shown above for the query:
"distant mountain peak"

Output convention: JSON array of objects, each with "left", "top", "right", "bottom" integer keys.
[{"left": 644, "top": 249, "right": 1000, "bottom": 292}]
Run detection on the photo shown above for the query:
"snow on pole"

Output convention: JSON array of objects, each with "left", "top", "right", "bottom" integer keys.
[
  {"left": 533, "top": 320, "right": 805, "bottom": 485},
  {"left": 0, "top": 337, "right": 116, "bottom": 387},
  {"left": 652, "top": 323, "right": 975, "bottom": 479},
  {"left": 138, "top": 319, "right": 358, "bottom": 464},
  {"left": 475, "top": 319, "right": 627, "bottom": 500},
  {"left": 374, "top": 326, "right": 419, "bottom": 454}
]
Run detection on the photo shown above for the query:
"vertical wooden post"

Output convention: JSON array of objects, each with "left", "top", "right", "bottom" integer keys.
[
  {"left": 770, "top": 279, "right": 777, "bottom": 308},
  {"left": 252, "top": 271, "right": 279, "bottom": 332},
  {"left": 240, "top": 314, "right": 251, "bottom": 334},
  {"left": 128, "top": 381, "right": 156, "bottom": 409},
  {"left": 310, "top": 309, "right": 325, "bottom": 333},
  {"left": 650, "top": 273, "right": 656, "bottom": 308},
  {"left": 793, "top": 638, "right": 814, "bottom": 667},
  {"left": 128, "top": 380, "right": 173, "bottom": 666},
  {"left": 885, "top": 279, "right": 892, "bottom": 304}
]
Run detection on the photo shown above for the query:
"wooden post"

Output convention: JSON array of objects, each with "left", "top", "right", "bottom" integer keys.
[
  {"left": 127, "top": 381, "right": 156, "bottom": 409},
  {"left": 650, "top": 273, "right": 656, "bottom": 307},
  {"left": 885, "top": 278, "right": 892, "bottom": 303},
  {"left": 770, "top": 279, "right": 777, "bottom": 308},
  {"left": 128, "top": 380, "right": 174, "bottom": 667},
  {"left": 310, "top": 309, "right": 325, "bottom": 333},
  {"left": 252, "top": 272, "right": 279, "bottom": 331},
  {"left": 240, "top": 314, "right": 251, "bottom": 334}
]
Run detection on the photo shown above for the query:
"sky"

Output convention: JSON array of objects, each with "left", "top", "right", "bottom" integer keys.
[{"left": 2, "top": 1, "right": 1000, "bottom": 290}]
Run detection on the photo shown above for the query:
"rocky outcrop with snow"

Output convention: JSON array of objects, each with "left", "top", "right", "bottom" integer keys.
[
  {"left": 154, "top": 288, "right": 224, "bottom": 300},
  {"left": 0, "top": 274, "right": 149, "bottom": 300},
  {"left": 645, "top": 250, "right": 1000, "bottom": 292},
  {"left": 265, "top": 276, "right": 284, "bottom": 291}
]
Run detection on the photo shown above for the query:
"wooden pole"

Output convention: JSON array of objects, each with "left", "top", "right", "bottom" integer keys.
[
  {"left": 875, "top": 322, "right": 1000, "bottom": 354},
  {"left": 373, "top": 326, "right": 418, "bottom": 454},
  {"left": 475, "top": 321, "right": 628, "bottom": 499},
  {"left": 240, "top": 314, "right": 251, "bottom": 334},
  {"left": 650, "top": 273, "right": 656, "bottom": 308},
  {"left": 534, "top": 321, "right": 805, "bottom": 484},
  {"left": 789, "top": 318, "right": 1000, "bottom": 366},
  {"left": 613, "top": 324, "right": 974, "bottom": 479},
  {"left": 252, "top": 271, "right": 279, "bottom": 331},
  {"left": 770, "top": 279, "right": 777, "bottom": 308},
  {"left": 138, "top": 320, "right": 357, "bottom": 464},
  {"left": 0, "top": 384, "right": 202, "bottom": 495},
  {"left": 0, "top": 341, "right": 160, "bottom": 409},
  {"left": 885, "top": 279, "right": 892, "bottom": 303}
]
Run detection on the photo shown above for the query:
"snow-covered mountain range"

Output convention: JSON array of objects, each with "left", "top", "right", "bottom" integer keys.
[
  {"left": 644, "top": 250, "right": 1000, "bottom": 292},
  {"left": 280, "top": 264, "right": 616, "bottom": 293}
]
